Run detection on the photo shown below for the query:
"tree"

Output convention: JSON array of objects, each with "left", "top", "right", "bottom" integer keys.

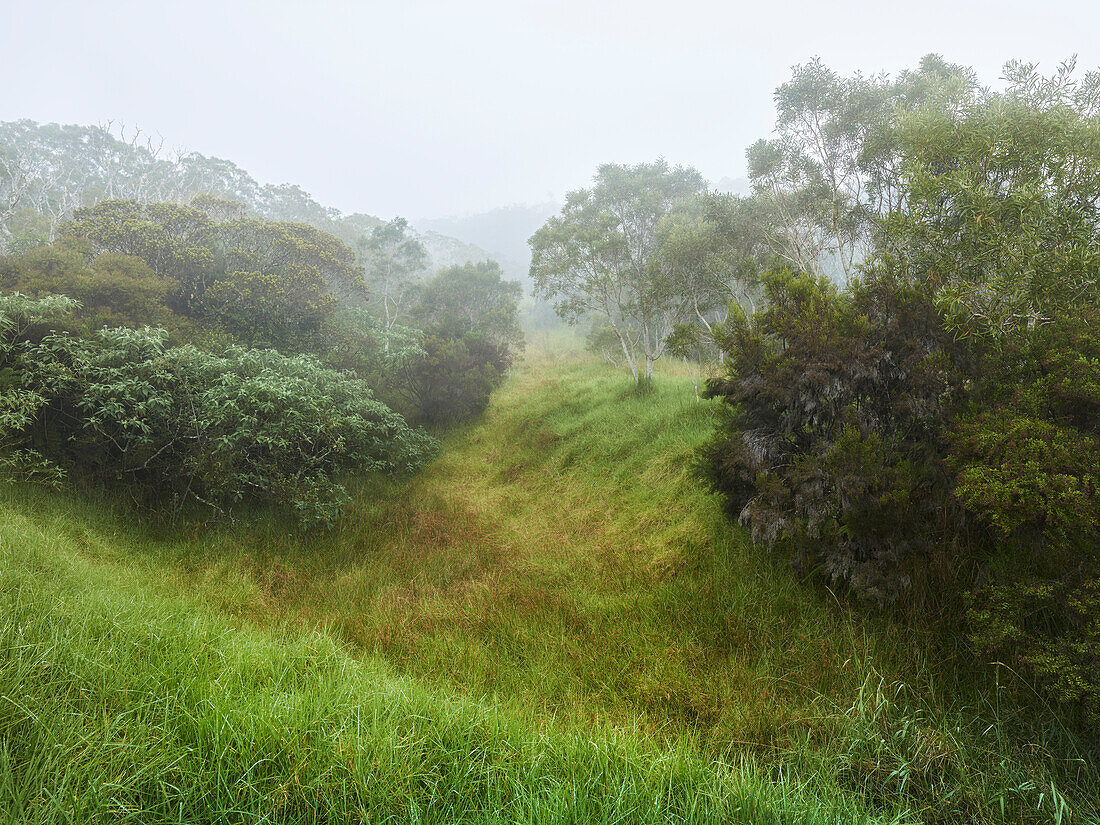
[
  {"left": 61, "top": 199, "right": 217, "bottom": 312},
  {"left": 413, "top": 260, "right": 523, "bottom": 356},
  {"left": 358, "top": 217, "right": 428, "bottom": 337},
  {"left": 747, "top": 56, "right": 980, "bottom": 283},
  {"left": 891, "top": 57, "right": 1100, "bottom": 343},
  {"left": 701, "top": 56, "right": 1100, "bottom": 724},
  {"left": 530, "top": 160, "right": 706, "bottom": 382},
  {"left": 651, "top": 192, "right": 767, "bottom": 345},
  {"left": 216, "top": 216, "right": 364, "bottom": 298},
  {"left": 392, "top": 260, "right": 524, "bottom": 425},
  {"left": 58, "top": 200, "right": 365, "bottom": 350}
]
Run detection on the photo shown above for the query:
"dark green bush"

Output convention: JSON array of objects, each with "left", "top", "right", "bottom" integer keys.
[
  {"left": 396, "top": 332, "right": 509, "bottom": 426},
  {"left": 949, "top": 312, "right": 1100, "bottom": 724},
  {"left": 701, "top": 268, "right": 968, "bottom": 606},
  {"left": 1, "top": 294, "right": 436, "bottom": 527}
]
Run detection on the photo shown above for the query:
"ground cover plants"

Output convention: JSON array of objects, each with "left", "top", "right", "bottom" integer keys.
[{"left": 1, "top": 337, "right": 1097, "bottom": 823}]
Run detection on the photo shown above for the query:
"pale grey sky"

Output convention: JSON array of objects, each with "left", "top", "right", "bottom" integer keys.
[{"left": 4, "top": 0, "right": 1098, "bottom": 219}]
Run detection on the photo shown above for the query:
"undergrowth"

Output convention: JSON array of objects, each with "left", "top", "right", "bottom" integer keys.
[{"left": 1, "top": 335, "right": 1097, "bottom": 822}]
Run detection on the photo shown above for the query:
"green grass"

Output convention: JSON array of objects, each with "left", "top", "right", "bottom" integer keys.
[
  {"left": 0, "top": 505, "right": 900, "bottom": 824},
  {"left": 1, "top": 334, "right": 1097, "bottom": 822}
]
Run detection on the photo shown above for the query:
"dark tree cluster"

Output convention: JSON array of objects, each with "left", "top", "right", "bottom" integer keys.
[{"left": 696, "top": 57, "right": 1100, "bottom": 725}]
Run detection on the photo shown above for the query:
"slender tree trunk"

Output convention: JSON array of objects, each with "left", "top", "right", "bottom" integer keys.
[
  {"left": 608, "top": 315, "right": 638, "bottom": 382},
  {"left": 684, "top": 357, "right": 699, "bottom": 401}
]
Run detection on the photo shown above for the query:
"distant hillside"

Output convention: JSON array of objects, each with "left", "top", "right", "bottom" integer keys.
[
  {"left": 0, "top": 119, "right": 495, "bottom": 273},
  {"left": 713, "top": 176, "right": 751, "bottom": 196},
  {"left": 418, "top": 202, "right": 560, "bottom": 284}
]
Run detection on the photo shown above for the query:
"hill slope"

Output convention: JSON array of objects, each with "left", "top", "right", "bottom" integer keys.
[
  {"left": 0, "top": 119, "right": 498, "bottom": 273},
  {"left": 1, "top": 339, "right": 1096, "bottom": 823}
]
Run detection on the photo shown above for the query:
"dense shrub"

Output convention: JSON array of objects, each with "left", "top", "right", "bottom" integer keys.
[
  {"left": 396, "top": 332, "right": 510, "bottom": 426},
  {"left": 949, "top": 312, "right": 1100, "bottom": 724},
  {"left": 1, "top": 295, "right": 436, "bottom": 526},
  {"left": 0, "top": 292, "right": 75, "bottom": 486},
  {"left": 201, "top": 268, "right": 336, "bottom": 352},
  {"left": 701, "top": 268, "right": 969, "bottom": 606},
  {"left": 0, "top": 239, "right": 218, "bottom": 345},
  {"left": 379, "top": 261, "right": 523, "bottom": 426},
  {"left": 697, "top": 60, "right": 1100, "bottom": 725}
]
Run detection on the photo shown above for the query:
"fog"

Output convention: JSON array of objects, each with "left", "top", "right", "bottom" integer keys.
[{"left": 5, "top": 0, "right": 1097, "bottom": 220}]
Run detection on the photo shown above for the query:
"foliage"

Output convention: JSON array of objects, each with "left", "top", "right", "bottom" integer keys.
[
  {"left": 61, "top": 199, "right": 217, "bottom": 310},
  {"left": 701, "top": 268, "right": 967, "bottom": 605},
  {"left": 216, "top": 215, "right": 365, "bottom": 298},
  {"left": 201, "top": 268, "right": 336, "bottom": 351},
  {"left": 531, "top": 160, "right": 706, "bottom": 382},
  {"left": 701, "top": 56, "right": 1100, "bottom": 725},
  {"left": 0, "top": 296, "right": 436, "bottom": 526},
  {"left": 357, "top": 216, "right": 428, "bottom": 332},
  {"left": 747, "top": 55, "right": 980, "bottom": 283},
  {"left": 320, "top": 305, "right": 426, "bottom": 388},
  {"left": 395, "top": 332, "right": 509, "bottom": 426},
  {"left": 949, "top": 311, "right": 1100, "bottom": 724},
  {"left": 0, "top": 237, "right": 216, "bottom": 344},
  {"left": 413, "top": 260, "right": 524, "bottom": 355},
  {"left": 892, "top": 58, "right": 1100, "bottom": 342},
  {"left": 372, "top": 260, "right": 526, "bottom": 426},
  {"left": 651, "top": 193, "right": 767, "bottom": 341},
  {"left": 60, "top": 199, "right": 364, "bottom": 344},
  {"left": 0, "top": 292, "right": 75, "bottom": 486}
]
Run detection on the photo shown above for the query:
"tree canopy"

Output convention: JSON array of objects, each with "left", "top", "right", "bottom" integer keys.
[{"left": 530, "top": 160, "right": 706, "bottom": 382}]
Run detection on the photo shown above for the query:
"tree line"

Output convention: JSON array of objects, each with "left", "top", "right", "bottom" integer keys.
[
  {"left": 531, "top": 55, "right": 1100, "bottom": 727},
  {"left": 0, "top": 195, "right": 523, "bottom": 526},
  {"left": 0, "top": 120, "right": 490, "bottom": 271}
]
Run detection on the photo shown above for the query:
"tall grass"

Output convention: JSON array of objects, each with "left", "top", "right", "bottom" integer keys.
[
  {"left": 1, "top": 336, "right": 1097, "bottom": 822},
  {"left": 0, "top": 527, "right": 901, "bottom": 824}
]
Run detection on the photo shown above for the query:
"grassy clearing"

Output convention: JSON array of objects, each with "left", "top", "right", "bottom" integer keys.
[
  {"left": 0, "top": 505, "right": 899, "bottom": 824},
  {"left": 1, "top": 334, "right": 1098, "bottom": 822}
]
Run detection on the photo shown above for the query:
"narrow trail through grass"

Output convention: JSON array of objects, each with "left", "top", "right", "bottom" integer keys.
[
  {"left": 146, "top": 336, "right": 909, "bottom": 752},
  {"left": 1, "top": 335, "right": 1097, "bottom": 823}
]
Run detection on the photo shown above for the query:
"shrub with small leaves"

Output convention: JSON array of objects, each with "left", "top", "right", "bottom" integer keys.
[{"left": 700, "top": 268, "right": 968, "bottom": 605}]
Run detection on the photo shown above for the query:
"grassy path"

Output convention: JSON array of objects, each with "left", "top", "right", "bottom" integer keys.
[
  {"left": 0, "top": 338, "right": 1095, "bottom": 822},
  {"left": 162, "top": 337, "right": 904, "bottom": 753}
]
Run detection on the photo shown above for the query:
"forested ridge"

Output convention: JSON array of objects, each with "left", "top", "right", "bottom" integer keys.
[
  {"left": 0, "top": 119, "right": 492, "bottom": 271},
  {"left": 2, "top": 53, "right": 1100, "bottom": 824}
]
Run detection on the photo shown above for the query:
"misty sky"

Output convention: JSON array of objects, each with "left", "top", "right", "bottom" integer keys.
[{"left": 5, "top": 0, "right": 1099, "bottom": 220}]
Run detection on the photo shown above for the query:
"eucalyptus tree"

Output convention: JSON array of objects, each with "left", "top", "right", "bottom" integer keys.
[
  {"left": 748, "top": 55, "right": 980, "bottom": 283},
  {"left": 412, "top": 260, "right": 523, "bottom": 355},
  {"left": 530, "top": 160, "right": 706, "bottom": 382},
  {"left": 652, "top": 193, "right": 767, "bottom": 343},
  {"left": 892, "top": 57, "right": 1100, "bottom": 342},
  {"left": 358, "top": 217, "right": 428, "bottom": 339}
]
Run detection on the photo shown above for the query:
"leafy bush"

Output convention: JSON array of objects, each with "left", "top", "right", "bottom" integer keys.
[
  {"left": 396, "top": 332, "right": 509, "bottom": 426},
  {"left": 1, "top": 240, "right": 175, "bottom": 328},
  {"left": 0, "top": 292, "right": 74, "bottom": 486},
  {"left": 949, "top": 312, "right": 1100, "bottom": 724},
  {"left": 201, "top": 268, "right": 336, "bottom": 352},
  {"left": 701, "top": 268, "right": 968, "bottom": 606},
  {"left": 1, "top": 296, "right": 437, "bottom": 526}
]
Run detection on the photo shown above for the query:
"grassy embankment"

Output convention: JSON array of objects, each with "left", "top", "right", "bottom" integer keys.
[{"left": 1, "top": 333, "right": 1096, "bottom": 823}]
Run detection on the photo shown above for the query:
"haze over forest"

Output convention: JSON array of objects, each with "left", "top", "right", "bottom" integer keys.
[
  {"left": 6, "top": 0, "right": 1098, "bottom": 221},
  {"left": 6, "top": 3, "right": 1100, "bottom": 824}
]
